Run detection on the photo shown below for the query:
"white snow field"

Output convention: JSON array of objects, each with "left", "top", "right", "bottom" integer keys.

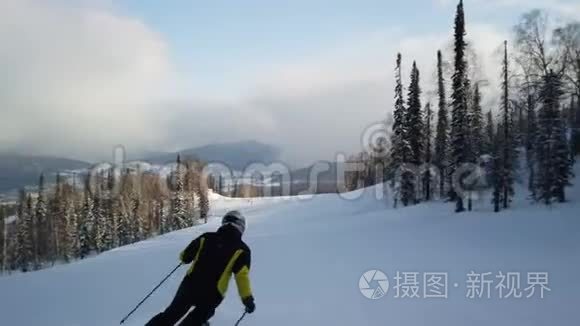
[{"left": 1, "top": 173, "right": 579, "bottom": 326}]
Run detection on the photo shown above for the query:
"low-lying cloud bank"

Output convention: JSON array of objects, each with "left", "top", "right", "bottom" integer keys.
[{"left": 0, "top": 0, "right": 574, "bottom": 166}]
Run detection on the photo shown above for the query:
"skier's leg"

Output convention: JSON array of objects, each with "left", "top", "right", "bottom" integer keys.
[
  {"left": 177, "top": 305, "right": 216, "bottom": 326},
  {"left": 146, "top": 279, "right": 193, "bottom": 326}
]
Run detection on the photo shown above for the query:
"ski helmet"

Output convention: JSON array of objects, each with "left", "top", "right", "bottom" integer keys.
[{"left": 222, "top": 210, "right": 246, "bottom": 234}]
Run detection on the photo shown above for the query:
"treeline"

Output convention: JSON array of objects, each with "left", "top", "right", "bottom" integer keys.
[
  {"left": 0, "top": 155, "right": 210, "bottom": 273},
  {"left": 347, "top": 1, "right": 579, "bottom": 212}
]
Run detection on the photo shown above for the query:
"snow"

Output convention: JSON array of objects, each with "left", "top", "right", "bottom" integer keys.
[
  {"left": 0, "top": 167, "right": 579, "bottom": 325},
  {"left": 3, "top": 215, "right": 16, "bottom": 224}
]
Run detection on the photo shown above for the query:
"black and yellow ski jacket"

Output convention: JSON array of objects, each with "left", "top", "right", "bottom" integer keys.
[{"left": 179, "top": 224, "right": 253, "bottom": 305}]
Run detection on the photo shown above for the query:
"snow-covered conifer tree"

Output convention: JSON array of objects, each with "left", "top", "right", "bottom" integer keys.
[{"left": 434, "top": 50, "right": 450, "bottom": 198}]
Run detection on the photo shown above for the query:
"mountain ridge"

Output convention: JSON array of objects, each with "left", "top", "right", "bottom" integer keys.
[{"left": 0, "top": 141, "right": 281, "bottom": 194}]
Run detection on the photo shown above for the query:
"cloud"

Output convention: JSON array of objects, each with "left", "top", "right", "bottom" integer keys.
[
  {"left": 0, "top": 0, "right": 174, "bottom": 160},
  {"left": 435, "top": 0, "right": 580, "bottom": 20},
  {"left": 161, "top": 24, "right": 510, "bottom": 166},
  {"left": 0, "top": 0, "right": 545, "bottom": 167},
  {"left": 485, "top": 0, "right": 580, "bottom": 19}
]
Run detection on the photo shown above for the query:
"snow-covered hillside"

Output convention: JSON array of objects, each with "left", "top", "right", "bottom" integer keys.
[{"left": 1, "top": 169, "right": 579, "bottom": 326}]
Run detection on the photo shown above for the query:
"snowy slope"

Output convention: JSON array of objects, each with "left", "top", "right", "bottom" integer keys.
[{"left": 1, "top": 171, "right": 579, "bottom": 325}]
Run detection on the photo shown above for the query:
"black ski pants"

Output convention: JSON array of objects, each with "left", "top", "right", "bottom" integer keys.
[{"left": 145, "top": 277, "right": 218, "bottom": 326}]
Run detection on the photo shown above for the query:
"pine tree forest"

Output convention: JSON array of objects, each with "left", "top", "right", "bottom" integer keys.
[
  {"left": 346, "top": 1, "right": 579, "bottom": 213},
  {"left": 1, "top": 157, "right": 211, "bottom": 273}
]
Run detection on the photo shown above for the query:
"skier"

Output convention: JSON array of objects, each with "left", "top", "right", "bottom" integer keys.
[{"left": 146, "top": 211, "right": 256, "bottom": 325}]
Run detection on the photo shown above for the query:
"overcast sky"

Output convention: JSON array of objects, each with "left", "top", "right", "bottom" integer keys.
[{"left": 1, "top": 0, "right": 579, "bottom": 166}]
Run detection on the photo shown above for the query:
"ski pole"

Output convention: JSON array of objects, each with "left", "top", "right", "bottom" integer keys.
[
  {"left": 120, "top": 263, "right": 183, "bottom": 324},
  {"left": 234, "top": 311, "right": 247, "bottom": 326}
]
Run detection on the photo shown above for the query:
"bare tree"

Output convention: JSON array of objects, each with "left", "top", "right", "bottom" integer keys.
[
  {"left": 513, "top": 10, "right": 565, "bottom": 77},
  {"left": 553, "top": 22, "right": 580, "bottom": 96}
]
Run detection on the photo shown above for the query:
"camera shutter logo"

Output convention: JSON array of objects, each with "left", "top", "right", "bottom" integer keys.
[{"left": 359, "top": 270, "right": 390, "bottom": 299}]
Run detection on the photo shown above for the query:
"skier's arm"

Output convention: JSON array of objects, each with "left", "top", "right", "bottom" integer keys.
[
  {"left": 179, "top": 235, "right": 205, "bottom": 264},
  {"left": 232, "top": 248, "right": 253, "bottom": 300}
]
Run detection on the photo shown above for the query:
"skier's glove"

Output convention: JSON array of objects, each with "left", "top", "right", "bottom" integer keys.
[{"left": 243, "top": 296, "right": 256, "bottom": 314}]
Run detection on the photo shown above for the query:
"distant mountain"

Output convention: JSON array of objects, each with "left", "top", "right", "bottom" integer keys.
[
  {"left": 142, "top": 141, "right": 281, "bottom": 170},
  {"left": 0, "top": 154, "right": 90, "bottom": 193},
  {"left": 0, "top": 141, "right": 280, "bottom": 195}
]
